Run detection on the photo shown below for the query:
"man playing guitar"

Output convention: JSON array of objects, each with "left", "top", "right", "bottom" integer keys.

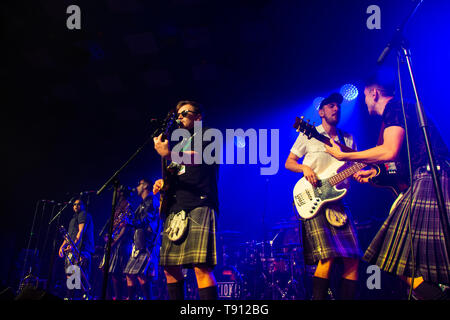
[
  {"left": 285, "top": 92, "right": 361, "bottom": 300},
  {"left": 153, "top": 101, "right": 219, "bottom": 300},
  {"left": 326, "top": 77, "right": 450, "bottom": 300}
]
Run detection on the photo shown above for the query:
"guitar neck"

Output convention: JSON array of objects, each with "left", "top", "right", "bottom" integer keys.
[
  {"left": 329, "top": 162, "right": 367, "bottom": 186},
  {"left": 316, "top": 133, "right": 355, "bottom": 153}
]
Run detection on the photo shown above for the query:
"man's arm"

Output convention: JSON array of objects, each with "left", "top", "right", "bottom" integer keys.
[
  {"left": 326, "top": 126, "right": 405, "bottom": 164},
  {"left": 75, "top": 223, "right": 85, "bottom": 245},
  {"left": 153, "top": 133, "right": 200, "bottom": 165},
  {"left": 285, "top": 152, "right": 319, "bottom": 187}
]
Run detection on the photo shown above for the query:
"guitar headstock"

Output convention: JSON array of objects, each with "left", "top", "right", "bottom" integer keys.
[
  {"left": 58, "top": 225, "right": 66, "bottom": 234},
  {"left": 293, "top": 116, "right": 319, "bottom": 140},
  {"left": 154, "top": 111, "right": 178, "bottom": 142},
  {"left": 58, "top": 225, "right": 69, "bottom": 240}
]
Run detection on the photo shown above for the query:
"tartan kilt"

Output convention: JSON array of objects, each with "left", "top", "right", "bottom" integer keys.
[
  {"left": 108, "top": 241, "right": 132, "bottom": 274},
  {"left": 302, "top": 201, "right": 361, "bottom": 265},
  {"left": 124, "top": 247, "right": 158, "bottom": 278},
  {"left": 363, "top": 165, "right": 450, "bottom": 284},
  {"left": 159, "top": 206, "right": 217, "bottom": 268}
]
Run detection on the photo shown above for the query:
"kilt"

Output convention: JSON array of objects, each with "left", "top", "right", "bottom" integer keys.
[
  {"left": 302, "top": 201, "right": 361, "bottom": 265},
  {"left": 108, "top": 241, "right": 132, "bottom": 274},
  {"left": 363, "top": 165, "right": 450, "bottom": 285},
  {"left": 159, "top": 206, "right": 217, "bottom": 268},
  {"left": 124, "top": 247, "right": 158, "bottom": 277}
]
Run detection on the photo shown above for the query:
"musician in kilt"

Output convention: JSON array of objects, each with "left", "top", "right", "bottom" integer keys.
[
  {"left": 100, "top": 192, "right": 133, "bottom": 300},
  {"left": 124, "top": 178, "right": 161, "bottom": 300},
  {"left": 286, "top": 93, "right": 362, "bottom": 300},
  {"left": 58, "top": 198, "right": 94, "bottom": 299},
  {"left": 326, "top": 77, "right": 450, "bottom": 299},
  {"left": 153, "top": 101, "right": 219, "bottom": 300}
]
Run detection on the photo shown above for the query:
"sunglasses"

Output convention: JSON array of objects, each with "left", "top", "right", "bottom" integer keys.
[{"left": 177, "top": 110, "right": 198, "bottom": 118}]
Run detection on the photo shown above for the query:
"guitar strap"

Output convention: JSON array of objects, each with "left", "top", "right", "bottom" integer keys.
[{"left": 337, "top": 129, "right": 348, "bottom": 148}]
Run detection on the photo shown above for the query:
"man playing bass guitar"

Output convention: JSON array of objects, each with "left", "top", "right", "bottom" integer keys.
[{"left": 286, "top": 92, "right": 361, "bottom": 300}]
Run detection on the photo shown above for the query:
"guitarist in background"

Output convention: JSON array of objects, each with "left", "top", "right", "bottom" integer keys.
[
  {"left": 285, "top": 92, "right": 361, "bottom": 300},
  {"left": 326, "top": 77, "right": 450, "bottom": 300},
  {"left": 58, "top": 198, "right": 94, "bottom": 299},
  {"left": 153, "top": 101, "right": 219, "bottom": 300}
]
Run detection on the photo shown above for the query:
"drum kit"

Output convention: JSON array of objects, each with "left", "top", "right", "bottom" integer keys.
[{"left": 215, "top": 220, "right": 309, "bottom": 300}]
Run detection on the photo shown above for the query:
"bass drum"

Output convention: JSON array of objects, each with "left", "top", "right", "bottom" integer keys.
[{"left": 215, "top": 265, "right": 243, "bottom": 300}]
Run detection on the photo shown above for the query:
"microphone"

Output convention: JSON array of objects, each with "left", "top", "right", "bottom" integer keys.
[{"left": 118, "top": 185, "right": 136, "bottom": 194}]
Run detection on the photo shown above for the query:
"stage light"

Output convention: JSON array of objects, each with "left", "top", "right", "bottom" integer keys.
[
  {"left": 313, "top": 97, "right": 325, "bottom": 110},
  {"left": 340, "top": 84, "right": 359, "bottom": 101},
  {"left": 234, "top": 135, "right": 246, "bottom": 148}
]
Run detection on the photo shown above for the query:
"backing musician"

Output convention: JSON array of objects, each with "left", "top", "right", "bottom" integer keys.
[
  {"left": 100, "top": 191, "right": 133, "bottom": 300},
  {"left": 58, "top": 198, "right": 95, "bottom": 300},
  {"left": 123, "top": 178, "right": 161, "bottom": 300}
]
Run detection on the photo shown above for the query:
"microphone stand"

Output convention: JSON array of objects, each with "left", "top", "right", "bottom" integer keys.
[
  {"left": 377, "top": 0, "right": 450, "bottom": 268},
  {"left": 97, "top": 115, "right": 173, "bottom": 300}
]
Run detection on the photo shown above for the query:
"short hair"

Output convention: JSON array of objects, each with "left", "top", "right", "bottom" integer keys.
[
  {"left": 73, "top": 198, "right": 85, "bottom": 208},
  {"left": 364, "top": 73, "right": 396, "bottom": 97},
  {"left": 139, "top": 178, "right": 153, "bottom": 190},
  {"left": 175, "top": 100, "right": 203, "bottom": 115}
]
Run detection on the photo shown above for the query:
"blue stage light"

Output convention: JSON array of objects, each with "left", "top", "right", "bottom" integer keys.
[
  {"left": 340, "top": 84, "right": 358, "bottom": 101},
  {"left": 234, "top": 135, "right": 246, "bottom": 148},
  {"left": 313, "top": 97, "right": 325, "bottom": 110}
]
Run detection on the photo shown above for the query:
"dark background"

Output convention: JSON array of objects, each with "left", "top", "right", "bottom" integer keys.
[{"left": 2, "top": 0, "right": 449, "bottom": 297}]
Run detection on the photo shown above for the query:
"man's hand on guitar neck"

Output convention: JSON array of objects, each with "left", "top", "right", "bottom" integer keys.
[
  {"left": 353, "top": 167, "right": 377, "bottom": 184},
  {"left": 154, "top": 134, "right": 171, "bottom": 159}
]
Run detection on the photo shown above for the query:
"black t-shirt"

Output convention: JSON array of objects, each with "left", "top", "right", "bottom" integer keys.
[
  {"left": 169, "top": 126, "right": 219, "bottom": 213},
  {"left": 68, "top": 210, "right": 95, "bottom": 254},
  {"left": 382, "top": 100, "right": 449, "bottom": 171}
]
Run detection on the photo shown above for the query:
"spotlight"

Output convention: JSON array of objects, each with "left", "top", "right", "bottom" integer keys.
[
  {"left": 340, "top": 84, "right": 359, "bottom": 101},
  {"left": 313, "top": 97, "right": 325, "bottom": 110},
  {"left": 234, "top": 135, "right": 246, "bottom": 148}
]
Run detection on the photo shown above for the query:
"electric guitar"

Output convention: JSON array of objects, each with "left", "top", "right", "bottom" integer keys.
[
  {"left": 58, "top": 226, "right": 92, "bottom": 292},
  {"left": 293, "top": 116, "right": 409, "bottom": 197},
  {"left": 293, "top": 159, "right": 367, "bottom": 219},
  {"left": 156, "top": 112, "right": 179, "bottom": 218}
]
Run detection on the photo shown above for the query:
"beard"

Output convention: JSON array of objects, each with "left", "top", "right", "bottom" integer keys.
[{"left": 324, "top": 114, "right": 340, "bottom": 126}]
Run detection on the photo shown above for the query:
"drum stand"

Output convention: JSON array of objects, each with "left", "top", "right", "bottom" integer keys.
[{"left": 262, "top": 233, "right": 304, "bottom": 300}]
